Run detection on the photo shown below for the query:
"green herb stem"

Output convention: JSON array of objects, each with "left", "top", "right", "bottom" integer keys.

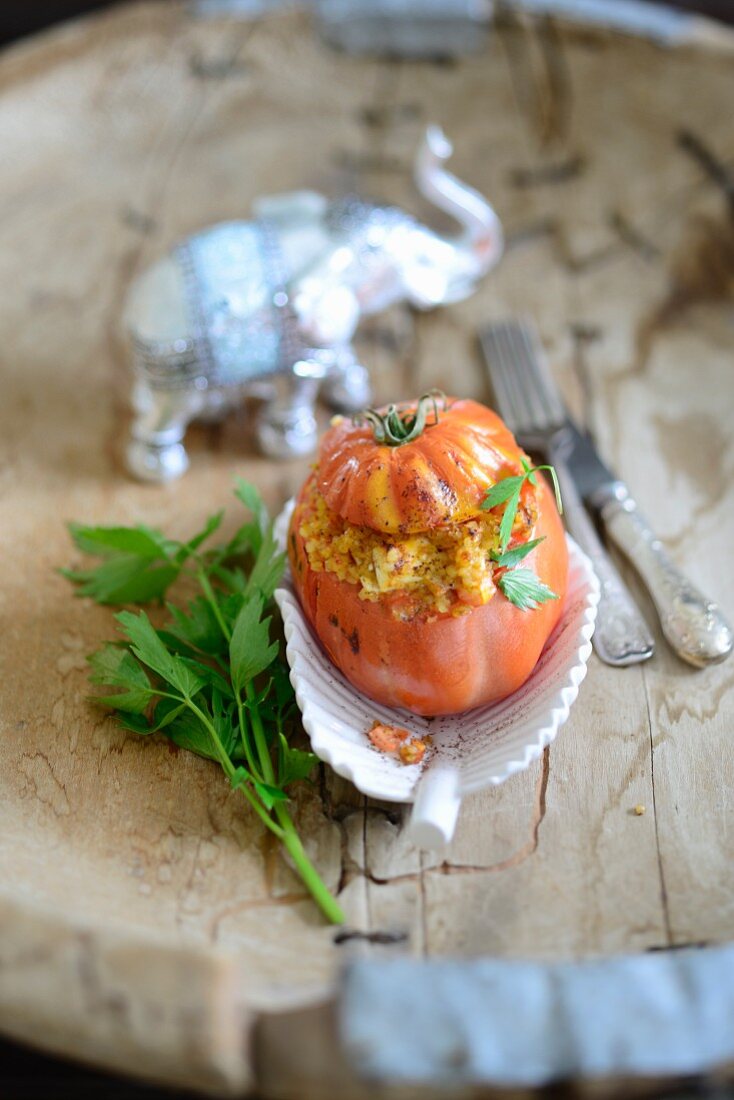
[
  {"left": 246, "top": 681, "right": 276, "bottom": 785},
  {"left": 276, "top": 804, "right": 345, "bottom": 924},
  {"left": 197, "top": 568, "right": 232, "bottom": 643},
  {"left": 185, "top": 698, "right": 236, "bottom": 779},
  {"left": 185, "top": 696, "right": 285, "bottom": 839},
  {"left": 236, "top": 699, "right": 262, "bottom": 781},
  {"left": 198, "top": 561, "right": 341, "bottom": 919},
  {"left": 238, "top": 783, "right": 286, "bottom": 839}
]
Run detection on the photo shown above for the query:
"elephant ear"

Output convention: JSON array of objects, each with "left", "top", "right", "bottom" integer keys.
[{"left": 252, "top": 191, "right": 327, "bottom": 225}]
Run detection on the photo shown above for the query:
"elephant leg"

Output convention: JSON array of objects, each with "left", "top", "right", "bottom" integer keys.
[
  {"left": 321, "top": 350, "right": 371, "bottom": 413},
  {"left": 126, "top": 380, "right": 204, "bottom": 483},
  {"left": 256, "top": 372, "right": 319, "bottom": 459},
  {"left": 193, "top": 387, "right": 233, "bottom": 424}
]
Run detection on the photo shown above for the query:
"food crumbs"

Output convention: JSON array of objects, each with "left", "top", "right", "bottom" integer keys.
[
  {"left": 368, "top": 721, "right": 410, "bottom": 753},
  {"left": 367, "top": 721, "right": 427, "bottom": 765},
  {"left": 399, "top": 739, "right": 427, "bottom": 765},
  {"left": 634, "top": 804, "right": 646, "bottom": 816}
]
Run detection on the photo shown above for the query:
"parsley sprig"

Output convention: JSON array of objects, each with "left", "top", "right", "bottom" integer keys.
[
  {"left": 64, "top": 480, "right": 344, "bottom": 925},
  {"left": 481, "top": 459, "right": 563, "bottom": 612}
]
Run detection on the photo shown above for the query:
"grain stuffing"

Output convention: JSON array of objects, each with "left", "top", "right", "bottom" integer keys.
[{"left": 297, "top": 476, "right": 536, "bottom": 618}]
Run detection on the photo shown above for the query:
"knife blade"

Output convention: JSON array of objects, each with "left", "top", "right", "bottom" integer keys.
[{"left": 551, "top": 421, "right": 619, "bottom": 504}]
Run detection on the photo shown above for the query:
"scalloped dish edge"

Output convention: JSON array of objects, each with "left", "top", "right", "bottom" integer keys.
[{"left": 275, "top": 501, "right": 599, "bottom": 804}]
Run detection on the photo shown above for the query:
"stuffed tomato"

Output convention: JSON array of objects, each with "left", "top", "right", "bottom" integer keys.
[{"left": 288, "top": 394, "right": 568, "bottom": 716}]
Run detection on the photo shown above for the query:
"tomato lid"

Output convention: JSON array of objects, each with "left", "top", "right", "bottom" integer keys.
[{"left": 317, "top": 396, "right": 528, "bottom": 535}]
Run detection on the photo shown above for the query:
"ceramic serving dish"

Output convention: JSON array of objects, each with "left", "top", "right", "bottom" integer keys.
[{"left": 275, "top": 502, "right": 599, "bottom": 849}]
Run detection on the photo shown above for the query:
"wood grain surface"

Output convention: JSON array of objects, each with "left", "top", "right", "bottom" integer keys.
[{"left": 1, "top": 2, "right": 733, "bottom": 1093}]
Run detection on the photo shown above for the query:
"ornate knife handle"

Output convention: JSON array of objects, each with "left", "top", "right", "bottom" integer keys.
[
  {"left": 596, "top": 482, "right": 733, "bottom": 668},
  {"left": 550, "top": 459, "right": 655, "bottom": 667}
]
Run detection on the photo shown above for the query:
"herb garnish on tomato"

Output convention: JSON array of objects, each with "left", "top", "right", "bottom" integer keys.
[{"left": 482, "top": 458, "right": 563, "bottom": 611}]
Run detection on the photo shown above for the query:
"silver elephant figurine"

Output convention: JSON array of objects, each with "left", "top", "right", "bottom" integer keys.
[{"left": 123, "top": 126, "right": 503, "bottom": 482}]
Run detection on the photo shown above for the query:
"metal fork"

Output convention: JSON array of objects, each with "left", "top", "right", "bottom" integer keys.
[{"left": 480, "top": 319, "right": 656, "bottom": 667}]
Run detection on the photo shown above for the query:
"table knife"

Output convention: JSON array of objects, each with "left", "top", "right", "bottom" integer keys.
[{"left": 480, "top": 319, "right": 732, "bottom": 669}]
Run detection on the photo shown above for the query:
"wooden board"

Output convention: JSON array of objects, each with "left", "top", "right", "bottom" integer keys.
[{"left": 1, "top": 2, "right": 734, "bottom": 1092}]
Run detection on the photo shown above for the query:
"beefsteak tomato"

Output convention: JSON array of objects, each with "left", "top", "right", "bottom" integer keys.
[{"left": 288, "top": 395, "right": 568, "bottom": 716}]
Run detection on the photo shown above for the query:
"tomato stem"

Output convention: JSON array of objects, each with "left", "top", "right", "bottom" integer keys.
[{"left": 357, "top": 390, "right": 448, "bottom": 446}]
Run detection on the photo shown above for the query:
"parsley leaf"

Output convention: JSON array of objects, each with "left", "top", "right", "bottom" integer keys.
[
  {"left": 166, "top": 597, "right": 227, "bottom": 658},
  {"left": 69, "top": 523, "right": 176, "bottom": 559},
  {"left": 178, "top": 511, "right": 225, "bottom": 559},
  {"left": 253, "top": 780, "right": 290, "bottom": 811},
  {"left": 229, "top": 596, "right": 279, "bottom": 694},
  {"left": 233, "top": 479, "right": 268, "bottom": 556},
  {"left": 115, "top": 610, "right": 206, "bottom": 698},
  {"left": 211, "top": 565, "right": 247, "bottom": 594},
  {"left": 117, "top": 698, "right": 187, "bottom": 736},
  {"left": 230, "top": 765, "right": 253, "bottom": 791},
  {"left": 206, "top": 479, "right": 269, "bottom": 568},
  {"left": 88, "top": 643, "right": 156, "bottom": 713},
  {"left": 498, "top": 568, "right": 559, "bottom": 611},
  {"left": 244, "top": 525, "right": 286, "bottom": 603},
  {"left": 64, "top": 522, "right": 182, "bottom": 604},
  {"left": 64, "top": 482, "right": 345, "bottom": 926},
  {"left": 278, "top": 734, "right": 318, "bottom": 786},
  {"left": 481, "top": 475, "right": 524, "bottom": 511},
  {"left": 63, "top": 558, "right": 179, "bottom": 605},
  {"left": 498, "top": 485, "right": 522, "bottom": 552},
  {"left": 166, "top": 708, "right": 225, "bottom": 761},
  {"left": 481, "top": 463, "right": 563, "bottom": 553},
  {"left": 492, "top": 537, "right": 546, "bottom": 568}
]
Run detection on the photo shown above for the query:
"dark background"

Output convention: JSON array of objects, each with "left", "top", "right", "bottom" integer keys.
[{"left": 1, "top": 0, "right": 734, "bottom": 47}]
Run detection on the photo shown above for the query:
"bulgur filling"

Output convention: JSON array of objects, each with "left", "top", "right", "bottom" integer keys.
[{"left": 298, "top": 479, "right": 537, "bottom": 618}]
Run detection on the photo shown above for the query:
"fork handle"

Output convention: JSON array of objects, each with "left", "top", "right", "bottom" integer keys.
[
  {"left": 595, "top": 482, "right": 733, "bottom": 668},
  {"left": 548, "top": 453, "right": 655, "bottom": 666}
]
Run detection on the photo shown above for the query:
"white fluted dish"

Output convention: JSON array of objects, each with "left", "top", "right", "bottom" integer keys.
[{"left": 275, "top": 502, "right": 599, "bottom": 850}]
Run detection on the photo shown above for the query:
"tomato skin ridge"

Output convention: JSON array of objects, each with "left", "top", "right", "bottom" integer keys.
[{"left": 318, "top": 397, "right": 528, "bottom": 536}]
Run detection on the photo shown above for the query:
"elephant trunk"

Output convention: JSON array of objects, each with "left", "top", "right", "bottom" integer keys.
[{"left": 414, "top": 126, "right": 503, "bottom": 296}]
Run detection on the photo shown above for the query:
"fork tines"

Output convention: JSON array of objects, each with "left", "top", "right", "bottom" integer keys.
[{"left": 479, "top": 319, "right": 567, "bottom": 440}]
